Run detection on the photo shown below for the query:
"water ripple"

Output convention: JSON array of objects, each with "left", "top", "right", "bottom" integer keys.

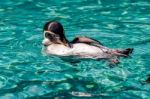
[{"left": 0, "top": 0, "right": 150, "bottom": 98}]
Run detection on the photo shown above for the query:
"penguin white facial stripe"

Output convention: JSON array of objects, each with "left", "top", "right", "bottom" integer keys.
[{"left": 44, "top": 31, "right": 60, "bottom": 40}]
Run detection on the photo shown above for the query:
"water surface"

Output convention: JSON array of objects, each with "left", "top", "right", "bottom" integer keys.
[{"left": 0, "top": 0, "right": 150, "bottom": 98}]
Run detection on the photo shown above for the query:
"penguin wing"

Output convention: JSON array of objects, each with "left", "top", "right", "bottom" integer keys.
[{"left": 71, "top": 37, "right": 103, "bottom": 46}]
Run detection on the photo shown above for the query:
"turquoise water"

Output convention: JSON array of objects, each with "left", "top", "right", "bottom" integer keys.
[{"left": 0, "top": 0, "right": 150, "bottom": 98}]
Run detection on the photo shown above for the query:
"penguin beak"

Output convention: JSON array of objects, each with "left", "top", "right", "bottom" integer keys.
[{"left": 42, "top": 38, "right": 51, "bottom": 46}]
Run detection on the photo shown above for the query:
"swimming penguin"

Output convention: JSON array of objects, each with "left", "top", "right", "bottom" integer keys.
[{"left": 42, "top": 21, "right": 133, "bottom": 63}]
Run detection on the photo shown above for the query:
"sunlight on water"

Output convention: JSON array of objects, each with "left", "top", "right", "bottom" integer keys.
[{"left": 0, "top": 0, "right": 150, "bottom": 98}]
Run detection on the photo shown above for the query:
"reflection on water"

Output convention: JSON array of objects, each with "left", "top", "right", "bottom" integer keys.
[{"left": 0, "top": 0, "right": 150, "bottom": 98}]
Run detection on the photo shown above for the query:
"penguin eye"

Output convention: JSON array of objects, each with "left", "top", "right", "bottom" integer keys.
[
  {"left": 45, "top": 33, "right": 54, "bottom": 41},
  {"left": 45, "top": 32, "right": 59, "bottom": 40},
  {"left": 45, "top": 32, "right": 52, "bottom": 38}
]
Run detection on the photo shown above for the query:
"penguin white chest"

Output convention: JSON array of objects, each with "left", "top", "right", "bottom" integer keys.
[{"left": 45, "top": 43, "right": 104, "bottom": 58}]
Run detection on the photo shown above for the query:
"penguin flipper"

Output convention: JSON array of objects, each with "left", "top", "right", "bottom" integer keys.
[{"left": 71, "top": 37, "right": 103, "bottom": 46}]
